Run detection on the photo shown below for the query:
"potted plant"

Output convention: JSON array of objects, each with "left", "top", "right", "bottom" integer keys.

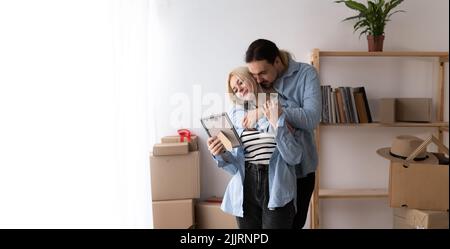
[{"left": 335, "top": 0, "right": 405, "bottom": 52}]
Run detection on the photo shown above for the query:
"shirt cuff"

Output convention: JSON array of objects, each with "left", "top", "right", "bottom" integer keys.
[
  {"left": 277, "top": 112, "right": 286, "bottom": 128},
  {"left": 213, "top": 151, "right": 232, "bottom": 163}
]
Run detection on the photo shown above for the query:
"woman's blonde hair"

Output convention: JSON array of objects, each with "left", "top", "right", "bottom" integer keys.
[{"left": 226, "top": 67, "right": 260, "bottom": 106}]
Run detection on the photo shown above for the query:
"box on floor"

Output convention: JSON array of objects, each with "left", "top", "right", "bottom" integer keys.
[
  {"left": 195, "top": 199, "right": 238, "bottom": 229},
  {"left": 393, "top": 208, "right": 449, "bottom": 229},
  {"left": 153, "top": 199, "right": 194, "bottom": 229}
]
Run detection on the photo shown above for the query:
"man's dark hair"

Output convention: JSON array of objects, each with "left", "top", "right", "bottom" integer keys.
[{"left": 245, "top": 39, "right": 280, "bottom": 64}]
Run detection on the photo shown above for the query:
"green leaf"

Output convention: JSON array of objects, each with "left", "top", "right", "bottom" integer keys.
[
  {"left": 368, "top": 1, "right": 376, "bottom": 13},
  {"left": 359, "top": 28, "right": 371, "bottom": 39},
  {"left": 383, "top": 0, "right": 404, "bottom": 17},
  {"left": 390, "top": 0, "right": 404, "bottom": 10},
  {"left": 354, "top": 19, "right": 368, "bottom": 29},
  {"left": 388, "top": 10, "right": 405, "bottom": 18},
  {"left": 344, "top": 0, "right": 368, "bottom": 13},
  {"left": 342, "top": 14, "right": 363, "bottom": 22}
]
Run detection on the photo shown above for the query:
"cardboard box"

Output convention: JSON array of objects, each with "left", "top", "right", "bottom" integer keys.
[
  {"left": 153, "top": 199, "right": 194, "bottom": 229},
  {"left": 389, "top": 161, "right": 449, "bottom": 211},
  {"left": 379, "top": 98, "right": 396, "bottom": 123},
  {"left": 195, "top": 200, "right": 238, "bottom": 229},
  {"left": 393, "top": 208, "right": 449, "bottom": 229},
  {"left": 153, "top": 142, "right": 189, "bottom": 156},
  {"left": 393, "top": 215, "right": 414, "bottom": 229},
  {"left": 150, "top": 151, "right": 200, "bottom": 201},
  {"left": 395, "top": 98, "right": 432, "bottom": 122},
  {"left": 161, "top": 135, "right": 199, "bottom": 151}
]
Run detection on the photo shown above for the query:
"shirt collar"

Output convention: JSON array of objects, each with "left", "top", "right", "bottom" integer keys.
[{"left": 273, "top": 57, "right": 300, "bottom": 94}]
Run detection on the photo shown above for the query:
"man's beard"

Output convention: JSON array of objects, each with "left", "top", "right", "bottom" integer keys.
[
  {"left": 260, "top": 72, "right": 277, "bottom": 89},
  {"left": 260, "top": 82, "right": 272, "bottom": 89}
]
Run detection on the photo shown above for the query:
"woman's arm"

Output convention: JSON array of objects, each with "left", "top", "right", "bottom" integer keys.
[
  {"left": 208, "top": 140, "right": 239, "bottom": 175},
  {"left": 207, "top": 107, "right": 245, "bottom": 175}
]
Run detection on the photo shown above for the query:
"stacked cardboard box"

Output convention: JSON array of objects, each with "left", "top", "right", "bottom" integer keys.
[
  {"left": 195, "top": 197, "right": 238, "bottom": 229},
  {"left": 150, "top": 134, "right": 199, "bottom": 229},
  {"left": 153, "top": 199, "right": 195, "bottom": 229},
  {"left": 388, "top": 160, "right": 448, "bottom": 211},
  {"left": 387, "top": 146, "right": 449, "bottom": 229},
  {"left": 393, "top": 208, "right": 449, "bottom": 229},
  {"left": 389, "top": 160, "right": 449, "bottom": 229},
  {"left": 161, "top": 135, "right": 199, "bottom": 151}
]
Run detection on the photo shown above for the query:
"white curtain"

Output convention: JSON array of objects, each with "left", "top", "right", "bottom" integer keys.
[{"left": 0, "top": 0, "right": 155, "bottom": 228}]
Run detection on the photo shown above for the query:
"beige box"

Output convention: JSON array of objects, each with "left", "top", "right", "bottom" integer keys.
[
  {"left": 195, "top": 200, "right": 238, "bottom": 229},
  {"left": 393, "top": 215, "right": 415, "bottom": 229},
  {"left": 389, "top": 161, "right": 449, "bottom": 211},
  {"left": 161, "top": 135, "right": 199, "bottom": 151},
  {"left": 395, "top": 98, "right": 432, "bottom": 122},
  {"left": 153, "top": 199, "right": 194, "bottom": 229},
  {"left": 153, "top": 142, "right": 189, "bottom": 156},
  {"left": 150, "top": 151, "right": 200, "bottom": 201},
  {"left": 379, "top": 98, "right": 396, "bottom": 123},
  {"left": 393, "top": 208, "right": 449, "bottom": 229}
]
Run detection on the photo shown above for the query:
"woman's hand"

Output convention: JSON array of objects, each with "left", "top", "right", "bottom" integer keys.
[
  {"left": 262, "top": 100, "right": 282, "bottom": 129},
  {"left": 207, "top": 136, "right": 225, "bottom": 156},
  {"left": 242, "top": 109, "right": 259, "bottom": 129}
]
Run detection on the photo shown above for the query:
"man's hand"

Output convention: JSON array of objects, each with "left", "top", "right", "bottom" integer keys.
[
  {"left": 242, "top": 109, "right": 259, "bottom": 129},
  {"left": 207, "top": 136, "right": 226, "bottom": 156},
  {"left": 262, "top": 100, "right": 282, "bottom": 129}
]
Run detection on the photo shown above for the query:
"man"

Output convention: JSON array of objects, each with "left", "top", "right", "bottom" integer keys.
[{"left": 245, "top": 39, "right": 321, "bottom": 229}]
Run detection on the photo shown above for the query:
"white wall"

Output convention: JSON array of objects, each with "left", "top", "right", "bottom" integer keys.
[
  {"left": 0, "top": 0, "right": 153, "bottom": 228},
  {"left": 150, "top": 0, "right": 449, "bottom": 228}
]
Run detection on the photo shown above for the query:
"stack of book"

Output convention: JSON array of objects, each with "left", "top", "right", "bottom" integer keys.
[{"left": 321, "top": 85, "right": 372, "bottom": 124}]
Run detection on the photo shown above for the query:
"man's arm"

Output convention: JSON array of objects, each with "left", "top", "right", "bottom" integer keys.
[{"left": 283, "top": 67, "right": 322, "bottom": 130}]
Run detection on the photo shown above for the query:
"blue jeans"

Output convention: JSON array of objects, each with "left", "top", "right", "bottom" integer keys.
[{"left": 236, "top": 162, "right": 295, "bottom": 229}]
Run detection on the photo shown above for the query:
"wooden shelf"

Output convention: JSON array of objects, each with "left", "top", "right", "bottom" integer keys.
[
  {"left": 310, "top": 48, "right": 448, "bottom": 229},
  {"left": 320, "top": 122, "right": 448, "bottom": 128},
  {"left": 318, "top": 51, "right": 449, "bottom": 59},
  {"left": 319, "top": 188, "right": 389, "bottom": 199}
]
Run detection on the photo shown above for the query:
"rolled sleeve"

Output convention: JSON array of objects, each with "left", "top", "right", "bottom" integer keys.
[
  {"left": 277, "top": 112, "right": 286, "bottom": 128},
  {"left": 212, "top": 151, "right": 238, "bottom": 175},
  {"left": 274, "top": 120, "right": 303, "bottom": 166}
]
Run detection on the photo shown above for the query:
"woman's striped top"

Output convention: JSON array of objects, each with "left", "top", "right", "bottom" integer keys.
[{"left": 241, "top": 130, "right": 276, "bottom": 165}]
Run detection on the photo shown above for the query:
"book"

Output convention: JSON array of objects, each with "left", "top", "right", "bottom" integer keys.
[
  {"left": 335, "top": 88, "right": 346, "bottom": 123},
  {"left": 353, "top": 87, "right": 372, "bottom": 123},
  {"left": 354, "top": 92, "right": 369, "bottom": 123},
  {"left": 350, "top": 88, "right": 360, "bottom": 123}
]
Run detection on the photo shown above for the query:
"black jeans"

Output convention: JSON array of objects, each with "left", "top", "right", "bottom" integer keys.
[
  {"left": 236, "top": 163, "right": 295, "bottom": 229},
  {"left": 292, "top": 172, "right": 316, "bottom": 229}
]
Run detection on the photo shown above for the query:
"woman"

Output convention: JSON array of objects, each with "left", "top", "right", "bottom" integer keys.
[{"left": 207, "top": 67, "right": 304, "bottom": 229}]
